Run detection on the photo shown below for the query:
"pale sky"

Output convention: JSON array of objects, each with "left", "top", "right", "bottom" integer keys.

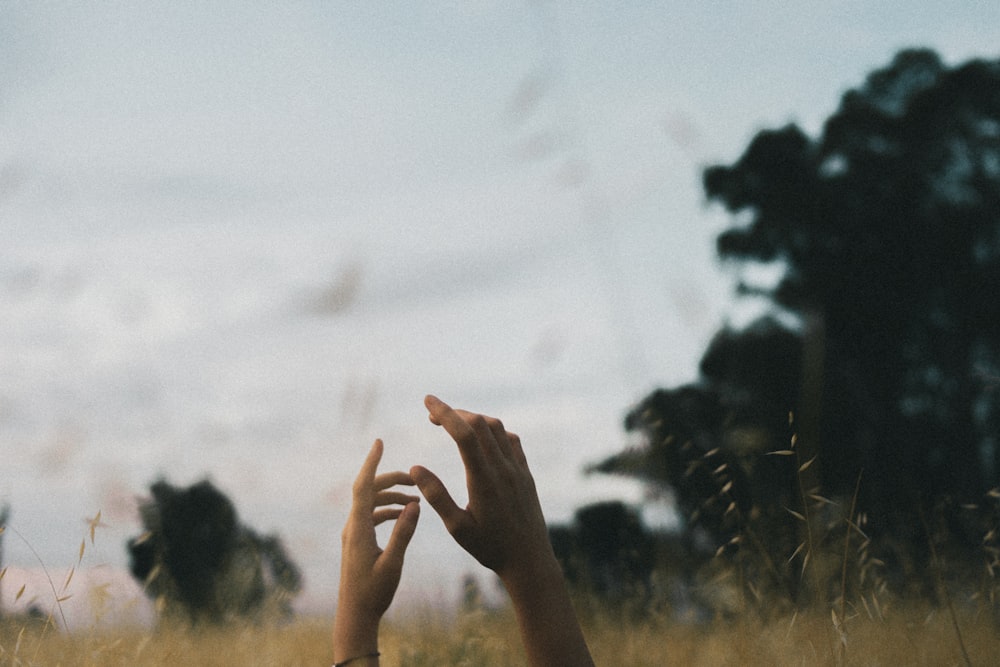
[{"left": 1, "top": 1, "right": 998, "bottom": 618}]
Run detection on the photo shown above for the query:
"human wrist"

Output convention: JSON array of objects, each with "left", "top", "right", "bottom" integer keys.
[
  {"left": 333, "top": 651, "right": 380, "bottom": 666},
  {"left": 498, "top": 545, "right": 564, "bottom": 596},
  {"left": 334, "top": 642, "right": 379, "bottom": 666},
  {"left": 333, "top": 612, "right": 380, "bottom": 665}
]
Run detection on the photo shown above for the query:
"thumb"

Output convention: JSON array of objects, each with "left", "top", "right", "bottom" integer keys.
[
  {"left": 411, "top": 465, "right": 466, "bottom": 533},
  {"left": 381, "top": 501, "right": 419, "bottom": 570}
]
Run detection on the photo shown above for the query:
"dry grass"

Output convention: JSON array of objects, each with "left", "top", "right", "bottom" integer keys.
[
  {"left": 1, "top": 601, "right": 998, "bottom": 666},
  {"left": 0, "top": 616, "right": 333, "bottom": 666},
  {"left": 2, "top": 514, "right": 998, "bottom": 666},
  {"left": 581, "top": 608, "right": 998, "bottom": 667},
  {"left": 2, "top": 436, "right": 998, "bottom": 666}
]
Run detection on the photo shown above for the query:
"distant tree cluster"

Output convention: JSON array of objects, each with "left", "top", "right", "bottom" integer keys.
[
  {"left": 590, "top": 49, "right": 1000, "bottom": 609},
  {"left": 549, "top": 502, "right": 659, "bottom": 606},
  {"left": 128, "top": 479, "right": 302, "bottom": 625}
]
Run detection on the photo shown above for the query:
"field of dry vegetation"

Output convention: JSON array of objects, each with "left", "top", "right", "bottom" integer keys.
[
  {"left": 2, "top": 472, "right": 998, "bottom": 665},
  {"left": 2, "top": 598, "right": 997, "bottom": 666}
]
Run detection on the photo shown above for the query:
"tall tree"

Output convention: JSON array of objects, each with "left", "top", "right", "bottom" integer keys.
[
  {"left": 707, "top": 48, "right": 1000, "bottom": 514},
  {"left": 595, "top": 49, "right": 1000, "bottom": 598}
]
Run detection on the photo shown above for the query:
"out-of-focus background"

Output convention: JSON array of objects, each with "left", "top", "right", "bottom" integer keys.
[{"left": 1, "top": 2, "right": 998, "bottom": 616}]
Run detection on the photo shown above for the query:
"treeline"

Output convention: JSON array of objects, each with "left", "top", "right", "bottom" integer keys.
[{"left": 556, "top": 48, "right": 1000, "bottom": 618}]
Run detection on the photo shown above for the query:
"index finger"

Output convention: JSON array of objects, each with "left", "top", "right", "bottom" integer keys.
[
  {"left": 424, "top": 395, "right": 487, "bottom": 473},
  {"left": 350, "top": 439, "right": 384, "bottom": 518}
]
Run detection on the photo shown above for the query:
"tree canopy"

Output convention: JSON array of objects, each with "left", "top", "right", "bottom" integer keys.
[
  {"left": 593, "top": 49, "right": 1000, "bottom": 601},
  {"left": 128, "top": 478, "right": 302, "bottom": 625}
]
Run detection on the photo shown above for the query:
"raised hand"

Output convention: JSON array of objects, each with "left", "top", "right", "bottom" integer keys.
[
  {"left": 333, "top": 439, "right": 420, "bottom": 665},
  {"left": 409, "top": 394, "right": 552, "bottom": 580},
  {"left": 411, "top": 395, "right": 594, "bottom": 667}
]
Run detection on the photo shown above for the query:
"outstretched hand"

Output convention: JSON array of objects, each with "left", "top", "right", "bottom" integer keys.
[
  {"left": 409, "top": 395, "right": 554, "bottom": 583},
  {"left": 412, "top": 395, "right": 594, "bottom": 667},
  {"left": 334, "top": 439, "right": 420, "bottom": 663}
]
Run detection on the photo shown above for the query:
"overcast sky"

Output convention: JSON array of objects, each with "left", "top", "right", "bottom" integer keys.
[{"left": 2, "top": 1, "right": 999, "bottom": 617}]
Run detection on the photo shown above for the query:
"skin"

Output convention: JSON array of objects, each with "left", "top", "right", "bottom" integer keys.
[
  {"left": 412, "top": 394, "right": 595, "bottom": 667},
  {"left": 333, "top": 438, "right": 420, "bottom": 666}
]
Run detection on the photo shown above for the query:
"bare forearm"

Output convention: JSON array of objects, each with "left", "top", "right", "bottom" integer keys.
[{"left": 501, "top": 555, "right": 595, "bottom": 667}]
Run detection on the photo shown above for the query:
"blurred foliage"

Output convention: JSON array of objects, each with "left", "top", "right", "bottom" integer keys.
[
  {"left": 591, "top": 48, "right": 1000, "bottom": 609},
  {"left": 127, "top": 479, "right": 302, "bottom": 626},
  {"left": 549, "top": 502, "right": 659, "bottom": 609}
]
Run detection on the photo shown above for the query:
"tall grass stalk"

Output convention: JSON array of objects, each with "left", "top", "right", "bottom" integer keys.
[{"left": 919, "top": 504, "right": 973, "bottom": 667}]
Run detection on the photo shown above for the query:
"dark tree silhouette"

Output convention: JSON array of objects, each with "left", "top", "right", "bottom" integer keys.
[
  {"left": 594, "top": 49, "right": 1000, "bottom": 601},
  {"left": 549, "top": 501, "right": 659, "bottom": 606},
  {"left": 128, "top": 479, "right": 302, "bottom": 625},
  {"left": 592, "top": 318, "right": 805, "bottom": 602}
]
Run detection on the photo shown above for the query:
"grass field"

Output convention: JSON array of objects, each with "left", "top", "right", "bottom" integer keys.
[
  {"left": 2, "top": 475, "right": 998, "bottom": 665},
  {"left": 2, "top": 599, "right": 997, "bottom": 666}
]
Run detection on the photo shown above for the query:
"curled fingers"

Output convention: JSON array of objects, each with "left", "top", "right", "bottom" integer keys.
[
  {"left": 507, "top": 431, "right": 528, "bottom": 467},
  {"left": 483, "top": 416, "right": 522, "bottom": 464},
  {"left": 372, "top": 507, "right": 403, "bottom": 526},
  {"left": 372, "top": 473, "right": 419, "bottom": 524},
  {"left": 464, "top": 411, "right": 522, "bottom": 466},
  {"left": 375, "top": 489, "right": 420, "bottom": 508},
  {"left": 425, "top": 395, "right": 488, "bottom": 473},
  {"left": 372, "top": 503, "right": 418, "bottom": 527},
  {"left": 450, "top": 406, "right": 512, "bottom": 464}
]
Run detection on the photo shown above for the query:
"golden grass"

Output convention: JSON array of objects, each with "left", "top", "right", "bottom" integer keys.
[
  {"left": 3, "top": 443, "right": 997, "bottom": 667},
  {"left": 0, "top": 616, "right": 333, "bottom": 666},
  {"left": 2, "top": 602, "right": 997, "bottom": 666}
]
